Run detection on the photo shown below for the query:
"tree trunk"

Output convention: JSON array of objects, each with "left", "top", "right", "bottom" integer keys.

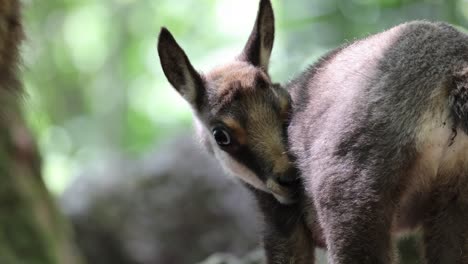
[{"left": 0, "top": 1, "right": 84, "bottom": 263}]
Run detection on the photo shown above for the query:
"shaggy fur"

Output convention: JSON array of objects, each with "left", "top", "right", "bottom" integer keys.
[{"left": 288, "top": 20, "right": 468, "bottom": 264}]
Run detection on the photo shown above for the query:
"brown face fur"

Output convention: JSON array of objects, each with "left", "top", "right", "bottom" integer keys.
[
  {"left": 199, "top": 61, "right": 296, "bottom": 202},
  {"left": 157, "top": 0, "right": 299, "bottom": 203}
]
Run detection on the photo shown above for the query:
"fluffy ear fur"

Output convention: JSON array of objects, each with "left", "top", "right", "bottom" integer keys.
[
  {"left": 239, "top": 0, "right": 275, "bottom": 72},
  {"left": 157, "top": 28, "right": 205, "bottom": 108}
]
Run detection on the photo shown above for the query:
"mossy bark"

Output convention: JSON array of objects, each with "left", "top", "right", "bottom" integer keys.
[
  {"left": 0, "top": 109, "right": 84, "bottom": 264},
  {"left": 0, "top": 1, "right": 84, "bottom": 263}
]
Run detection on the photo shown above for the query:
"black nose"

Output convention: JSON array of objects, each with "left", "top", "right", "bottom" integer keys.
[{"left": 275, "top": 167, "right": 299, "bottom": 187}]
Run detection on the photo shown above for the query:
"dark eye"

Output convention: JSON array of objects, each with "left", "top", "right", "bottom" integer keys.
[{"left": 212, "top": 127, "right": 231, "bottom": 146}]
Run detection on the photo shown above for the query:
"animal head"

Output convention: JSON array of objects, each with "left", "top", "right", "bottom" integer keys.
[{"left": 157, "top": 0, "right": 299, "bottom": 203}]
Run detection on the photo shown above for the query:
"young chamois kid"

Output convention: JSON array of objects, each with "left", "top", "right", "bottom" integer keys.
[{"left": 158, "top": 0, "right": 468, "bottom": 263}]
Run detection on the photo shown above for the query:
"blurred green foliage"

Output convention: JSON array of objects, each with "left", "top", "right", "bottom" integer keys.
[{"left": 21, "top": 0, "right": 467, "bottom": 194}]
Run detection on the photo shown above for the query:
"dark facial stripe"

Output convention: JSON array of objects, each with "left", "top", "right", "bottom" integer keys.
[{"left": 229, "top": 145, "right": 269, "bottom": 182}]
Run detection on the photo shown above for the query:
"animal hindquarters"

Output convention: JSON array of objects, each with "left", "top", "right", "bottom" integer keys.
[{"left": 312, "top": 161, "right": 401, "bottom": 264}]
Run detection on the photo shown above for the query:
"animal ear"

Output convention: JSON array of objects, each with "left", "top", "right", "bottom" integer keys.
[
  {"left": 157, "top": 28, "right": 205, "bottom": 109},
  {"left": 239, "top": 0, "right": 275, "bottom": 72}
]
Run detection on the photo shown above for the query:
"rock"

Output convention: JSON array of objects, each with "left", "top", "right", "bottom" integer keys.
[{"left": 61, "top": 134, "right": 261, "bottom": 264}]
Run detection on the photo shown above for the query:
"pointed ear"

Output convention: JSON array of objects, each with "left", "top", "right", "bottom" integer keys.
[
  {"left": 157, "top": 28, "right": 205, "bottom": 109},
  {"left": 239, "top": 0, "right": 275, "bottom": 71}
]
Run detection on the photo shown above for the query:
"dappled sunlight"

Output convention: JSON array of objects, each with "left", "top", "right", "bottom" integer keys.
[
  {"left": 215, "top": 0, "right": 258, "bottom": 39},
  {"left": 63, "top": 3, "right": 110, "bottom": 73}
]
